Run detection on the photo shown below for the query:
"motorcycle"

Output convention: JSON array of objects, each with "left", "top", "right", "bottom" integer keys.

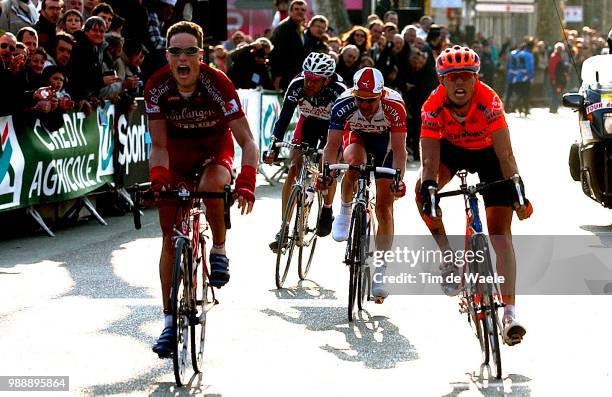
[{"left": 563, "top": 55, "right": 612, "bottom": 207}]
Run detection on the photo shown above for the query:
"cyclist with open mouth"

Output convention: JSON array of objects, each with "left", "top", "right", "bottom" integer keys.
[{"left": 144, "top": 21, "right": 258, "bottom": 357}]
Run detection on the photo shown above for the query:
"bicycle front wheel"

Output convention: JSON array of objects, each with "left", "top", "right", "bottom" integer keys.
[
  {"left": 172, "top": 238, "right": 191, "bottom": 386},
  {"left": 347, "top": 204, "right": 366, "bottom": 321},
  {"left": 275, "top": 186, "right": 300, "bottom": 288},
  {"left": 298, "top": 189, "right": 322, "bottom": 280},
  {"left": 472, "top": 234, "right": 502, "bottom": 379},
  {"left": 191, "top": 232, "right": 208, "bottom": 374}
]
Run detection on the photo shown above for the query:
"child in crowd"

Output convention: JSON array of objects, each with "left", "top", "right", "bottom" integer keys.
[
  {"left": 30, "top": 66, "right": 74, "bottom": 130},
  {"left": 57, "top": 9, "right": 84, "bottom": 35}
]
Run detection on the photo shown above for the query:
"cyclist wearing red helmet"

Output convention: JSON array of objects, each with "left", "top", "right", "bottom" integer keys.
[
  {"left": 415, "top": 45, "right": 533, "bottom": 346},
  {"left": 320, "top": 67, "right": 407, "bottom": 302}
]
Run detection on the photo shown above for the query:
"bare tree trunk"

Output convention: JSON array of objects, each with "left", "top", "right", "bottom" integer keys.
[
  {"left": 312, "top": 0, "right": 352, "bottom": 33},
  {"left": 536, "top": 0, "right": 563, "bottom": 45}
]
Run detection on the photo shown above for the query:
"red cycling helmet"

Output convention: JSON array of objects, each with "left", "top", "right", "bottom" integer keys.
[{"left": 435, "top": 45, "right": 480, "bottom": 76}]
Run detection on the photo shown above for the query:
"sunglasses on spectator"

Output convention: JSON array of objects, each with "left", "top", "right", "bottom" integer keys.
[
  {"left": 444, "top": 71, "right": 476, "bottom": 82},
  {"left": 0, "top": 43, "right": 16, "bottom": 52},
  {"left": 354, "top": 96, "right": 379, "bottom": 103},
  {"left": 167, "top": 46, "right": 201, "bottom": 56}
]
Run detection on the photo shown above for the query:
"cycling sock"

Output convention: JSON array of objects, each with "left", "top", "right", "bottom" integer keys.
[
  {"left": 164, "top": 314, "right": 172, "bottom": 328},
  {"left": 504, "top": 304, "right": 515, "bottom": 319},
  {"left": 340, "top": 201, "right": 352, "bottom": 216},
  {"left": 211, "top": 242, "right": 226, "bottom": 256},
  {"left": 323, "top": 203, "right": 332, "bottom": 208}
]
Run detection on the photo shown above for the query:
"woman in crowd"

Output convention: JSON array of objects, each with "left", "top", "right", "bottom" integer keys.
[{"left": 341, "top": 26, "right": 370, "bottom": 58}]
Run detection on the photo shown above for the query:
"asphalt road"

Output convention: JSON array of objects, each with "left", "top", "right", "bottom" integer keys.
[{"left": 1, "top": 108, "right": 612, "bottom": 397}]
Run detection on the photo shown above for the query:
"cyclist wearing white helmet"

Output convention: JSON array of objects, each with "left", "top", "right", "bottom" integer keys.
[{"left": 265, "top": 52, "right": 347, "bottom": 251}]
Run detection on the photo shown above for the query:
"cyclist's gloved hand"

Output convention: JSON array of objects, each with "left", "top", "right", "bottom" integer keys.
[
  {"left": 419, "top": 179, "right": 439, "bottom": 216},
  {"left": 263, "top": 148, "right": 277, "bottom": 165},
  {"left": 390, "top": 180, "right": 406, "bottom": 198},
  {"left": 235, "top": 165, "right": 256, "bottom": 215},
  {"left": 314, "top": 170, "right": 336, "bottom": 191},
  {"left": 510, "top": 176, "right": 533, "bottom": 220},
  {"left": 150, "top": 166, "right": 172, "bottom": 192}
]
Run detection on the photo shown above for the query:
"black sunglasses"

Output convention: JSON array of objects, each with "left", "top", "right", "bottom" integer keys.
[
  {"left": 354, "top": 96, "right": 378, "bottom": 103},
  {"left": 167, "top": 46, "right": 200, "bottom": 56},
  {"left": 0, "top": 43, "right": 16, "bottom": 52}
]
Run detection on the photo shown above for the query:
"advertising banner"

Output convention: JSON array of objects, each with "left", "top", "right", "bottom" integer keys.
[{"left": 0, "top": 106, "right": 115, "bottom": 212}]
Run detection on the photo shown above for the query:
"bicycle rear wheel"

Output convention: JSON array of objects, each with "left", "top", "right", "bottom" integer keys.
[
  {"left": 172, "top": 238, "right": 191, "bottom": 386},
  {"left": 275, "top": 186, "right": 300, "bottom": 288},
  {"left": 191, "top": 232, "right": 208, "bottom": 373},
  {"left": 347, "top": 204, "right": 365, "bottom": 321},
  {"left": 298, "top": 189, "right": 322, "bottom": 280}
]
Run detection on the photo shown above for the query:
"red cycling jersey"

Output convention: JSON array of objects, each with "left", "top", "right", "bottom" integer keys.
[
  {"left": 144, "top": 63, "right": 245, "bottom": 136},
  {"left": 420, "top": 80, "right": 507, "bottom": 150},
  {"left": 144, "top": 63, "right": 244, "bottom": 179}
]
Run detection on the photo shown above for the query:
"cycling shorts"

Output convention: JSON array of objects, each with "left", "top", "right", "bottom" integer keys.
[
  {"left": 167, "top": 132, "right": 234, "bottom": 185},
  {"left": 440, "top": 139, "right": 514, "bottom": 207},
  {"left": 291, "top": 116, "right": 329, "bottom": 149},
  {"left": 343, "top": 130, "right": 394, "bottom": 179}
]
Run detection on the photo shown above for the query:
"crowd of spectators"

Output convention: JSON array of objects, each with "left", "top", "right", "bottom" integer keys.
[
  {"left": 216, "top": 0, "right": 610, "bottom": 157},
  {"left": 0, "top": 0, "right": 153, "bottom": 129},
  {"left": 0, "top": 0, "right": 608, "bottom": 144}
]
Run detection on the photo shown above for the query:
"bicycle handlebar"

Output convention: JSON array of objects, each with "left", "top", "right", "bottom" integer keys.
[
  {"left": 131, "top": 184, "right": 233, "bottom": 231},
  {"left": 323, "top": 162, "right": 401, "bottom": 187},
  {"left": 435, "top": 173, "right": 526, "bottom": 211},
  {"left": 274, "top": 141, "right": 324, "bottom": 155}
]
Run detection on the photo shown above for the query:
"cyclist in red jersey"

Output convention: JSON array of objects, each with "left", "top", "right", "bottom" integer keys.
[
  {"left": 144, "top": 21, "right": 258, "bottom": 357},
  {"left": 415, "top": 45, "right": 533, "bottom": 346}
]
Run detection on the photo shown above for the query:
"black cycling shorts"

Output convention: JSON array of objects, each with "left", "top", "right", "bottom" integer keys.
[
  {"left": 440, "top": 139, "right": 514, "bottom": 207},
  {"left": 292, "top": 116, "right": 329, "bottom": 149}
]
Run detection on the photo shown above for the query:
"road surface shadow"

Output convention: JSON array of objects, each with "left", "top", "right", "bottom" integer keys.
[
  {"left": 581, "top": 224, "right": 612, "bottom": 247},
  {"left": 443, "top": 370, "right": 531, "bottom": 397},
  {"left": 261, "top": 306, "right": 418, "bottom": 369},
  {"left": 148, "top": 373, "right": 221, "bottom": 397},
  {"left": 272, "top": 279, "right": 338, "bottom": 300}
]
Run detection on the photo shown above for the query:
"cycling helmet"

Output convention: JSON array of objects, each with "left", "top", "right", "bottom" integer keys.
[
  {"left": 352, "top": 67, "right": 384, "bottom": 98},
  {"left": 608, "top": 28, "right": 612, "bottom": 52},
  {"left": 436, "top": 45, "right": 480, "bottom": 76},
  {"left": 302, "top": 52, "right": 336, "bottom": 78}
]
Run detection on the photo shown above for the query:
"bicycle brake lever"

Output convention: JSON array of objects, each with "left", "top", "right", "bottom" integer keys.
[
  {"left": 511, "top": 174, "right": 525, "bottom": 206},
  {"left": 428, "top": 186, "right": 437, "bottom": 218}
]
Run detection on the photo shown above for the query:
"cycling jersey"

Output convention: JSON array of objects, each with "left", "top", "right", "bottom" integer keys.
[
  {"left": 329, "top": 87, "right": 407, "bottom": 135},
  {"left": 144, "top": 62, "right": 243, "bottom": 179},
  {"left": 420, "top": 80, "right": 507, "bottom": 150},
  {"left": 145, "top": 63, "right": 245, "bottom": 137},
  {"left": 271, "top": 72, "right": 347, "bottom": 142}
]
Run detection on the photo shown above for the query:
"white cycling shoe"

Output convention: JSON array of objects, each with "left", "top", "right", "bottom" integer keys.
[
  {"left": 502, "top": 315, "right": 527, "bottom": 346},
  {"left": 371, "top": 264, "right": 389, "bottom": 303},
  {"left": 332, "top": 212, "right": 351, "bottom": 242}
]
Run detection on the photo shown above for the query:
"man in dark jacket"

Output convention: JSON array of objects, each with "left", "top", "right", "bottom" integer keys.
[
  {"left": 34, "top": 0, "right": 61, "bottom": 54},
  {"left": 303, "top": 14, "right": 328, "bottom": 54},
  {"left": 269, "top": 0, "right": 307, "bottom": 90},
  {"left": 227, "top": 38, "right": 274, "bottom": 90}
]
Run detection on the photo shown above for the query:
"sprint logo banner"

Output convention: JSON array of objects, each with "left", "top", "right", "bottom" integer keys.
[{"left": 0, "top": 117, "right": 25, "bottom": 211}]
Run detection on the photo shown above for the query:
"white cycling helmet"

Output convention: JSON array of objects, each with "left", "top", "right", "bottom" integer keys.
[{"left": 302, "top": 52, "right": 336, "bottom": 78}]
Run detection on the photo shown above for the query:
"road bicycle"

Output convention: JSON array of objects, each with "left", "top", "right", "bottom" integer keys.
[
  {"left": 132, "top": 178, "right": 232, "bottom": 386},
  {"left": 435, "top": 171, "right": 525, "bottom": 380},
  {"left": 271, "top": 141, "right": 323, "bottom": 288},
  {"left": 323, "top": 162, "right": 400, "bottom": 322}
]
